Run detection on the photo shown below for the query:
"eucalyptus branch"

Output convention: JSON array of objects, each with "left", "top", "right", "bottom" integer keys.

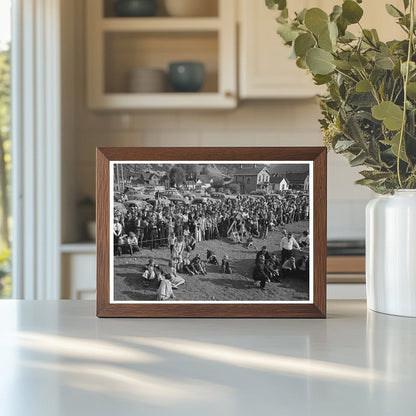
[{"left": 397, "top": 0, "right": 415, "bottom": 188}]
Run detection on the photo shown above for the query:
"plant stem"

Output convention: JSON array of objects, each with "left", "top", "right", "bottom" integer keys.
[{"left": 397, "top": 0, "right": 415, "bottom": 188}]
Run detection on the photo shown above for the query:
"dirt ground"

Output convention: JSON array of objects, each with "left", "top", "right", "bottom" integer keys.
[{"left": 113, "top": 221, "right": 310, "bottom": 302}]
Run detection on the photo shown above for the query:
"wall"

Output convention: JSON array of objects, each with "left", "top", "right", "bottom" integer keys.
[{"left": 61, "top": 0, "right": 374, "bottom": 243}]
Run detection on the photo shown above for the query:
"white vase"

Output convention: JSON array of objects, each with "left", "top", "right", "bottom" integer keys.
[{"left": 366, "top": 190, "right": 416, "bottom": 317}]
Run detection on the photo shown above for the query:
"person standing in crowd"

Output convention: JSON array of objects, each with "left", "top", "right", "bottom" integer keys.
[
  {"left": 168, "top": 233, "right": 177, "bottom": 258},
  {"left": 172, "top": 235, "right": 185, "bottom": 271},
  {"left": 280, "top": 232, "right": 300, "bottom": 264},
  {"left": 252, "top": 255, "right": 269, "bottom": 290},
  {"left": 127, "top": 231, "right": 139, "bottom": 255}
]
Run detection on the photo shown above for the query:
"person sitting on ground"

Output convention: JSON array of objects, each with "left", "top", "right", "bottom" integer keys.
[
  {"left": 252, "top": 255, "right": 269, "bottom": 290},
  {"left": 167, "top": 260, "right": 185, "bottom": 289},
  {"left": 157, "top": 273, "right": 175, "bottom": 301},
  {"left": 282, "top": 256, "right": 297, "bottom": 277},
  {"left": 265, "top": 253, "right": 281, "bottom": 282},
  {"left": 127, "top": 231, "right": 139, "bottom": 255},
  {"left": 182, "top": 250, "right": 197, "bottom": 275},
  {"left": 299, "top": 230, "right": 310, "bottom": 248},
  {"left": 297, "top": 255, "right": 309, "bottom": 274},
  {"left": 245, "top": 233, "right": 257, "bottom": 250},
  {"left": 221, "top": 255, "right": 232, "bottom": 274},
  {"left": 206, "top": 249, "right": 219, "bottom": 265},
  {"left": 142, "top": 259, "right": 159, "bottom": 283},
  {"left": 256, "top": 246, "right": 271, "bottom": 263},
  {"left": 191, "top": 254, "right": 207, "bottom": 275}
]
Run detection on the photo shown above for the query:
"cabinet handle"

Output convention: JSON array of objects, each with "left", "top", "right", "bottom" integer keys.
[{"left": 224, "top": 91, "right": 234, "bottom": 99}]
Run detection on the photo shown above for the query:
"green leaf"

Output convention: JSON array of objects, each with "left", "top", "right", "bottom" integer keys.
[
  {"left": 375, "top": 55, "right": 395, "bottom": 70},
  {"left": 372, "top": 101, "right": 404, "bottom": 131},
  {"left": 333, "top": 60, "right": 353, "bottom": 70},
  {"left": 356, "top": 79, "right": 372, "bottom": 92},
  {"left": 350, "top": 54, "right": 368, "bottom": 70},
  {"left": 330, "top": 5, "right": 342, "bottom": 22},
  {"left": 296, "top": 57, "right": 308, "bottom": 69},
  {"left": 336, "top": 15, "right": 348, "bottom": 36},
  {"left": 342, "top": 0, "right": 363, "bottom": 24},
  {"left": 371, "top": 29, "right": 380, "bottom": 42},
  {"left": 339, "top": 31, "right": 356, "bottom": 43},
  {"left": 385, "top": 4, "right": 404, "bottom": 18},
  {"left": 385, "top": 132, "right": 409, "bottom": 162},
  {"left": 407, "top": 82, "right": 416, "bottom": 99},
  {"left": 305, "top": 48, "right": 335, "bottom": 75},
  {"left": 359, "top": 170, "right": 391, "bottom": 181},
  {"left": 296, "top": 8, "right": 307, "bottom": 23},
  {"left": 313, "top": 74, "right": 332, "bottom": 85},
  {"left": 277, "top": 23, "right": 298, "bottom": 43},
  {"left": 403, "top": 0, "right": 410, "bottom": 10},
  {"left": 350, "top": 152, "right": 367, "bottom": 167},
  {"left": 355, "top": 178, "right": 378, "bottom": 186},
  {"left": 318, "top": 27, "right": 334, "bottom": 52},
  {"left": 334, "top": 140, "right": 355, "bottom": 151},
  {"left": 266, "top": 0, "right": 287, "bottom": 11},
  {"left": 304, "top": 8, "right": 329, "bottom": 35},
  {"left": 294, "top": 33, "right": 316, "bottom": 58}
]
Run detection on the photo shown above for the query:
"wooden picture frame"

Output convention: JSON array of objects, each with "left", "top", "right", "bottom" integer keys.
[{"left": 96, "top": 147, "right": 327, "bottom": 318}]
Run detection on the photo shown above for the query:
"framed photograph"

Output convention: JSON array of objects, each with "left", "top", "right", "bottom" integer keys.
[{"left": 96, "top": 147, "right": 327, "bottom": 318}]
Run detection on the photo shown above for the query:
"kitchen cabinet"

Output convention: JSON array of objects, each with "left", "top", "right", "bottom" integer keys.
[
  {"left": 61, "top": 245, "right": 96, "bottom": 300},
  {"left": 238, "top": 0, "right": 404, "bottom": 99},
  {"left": 239, "top": 0, "right": 325, "bottom": 99},
  {"left": 86, "top": 0, "right": 237, "bottom": 109}
]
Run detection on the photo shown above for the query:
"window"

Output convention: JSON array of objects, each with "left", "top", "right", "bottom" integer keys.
[
  {"left": 0, "top": 0, "right": 11, "bottom": 298},
  {"left": 247, "top": 178, "right": 250, "bottom": 184}
]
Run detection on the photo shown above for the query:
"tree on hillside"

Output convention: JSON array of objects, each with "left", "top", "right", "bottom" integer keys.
[
  {"left": 211, "top": 177, "right": 224, "bottom": 190},
  {"left": 182, "top": 164, "right": 199, "bottom": 180},
  {"left": 169, "top": 165, "right": 185, "bottom": 188}
]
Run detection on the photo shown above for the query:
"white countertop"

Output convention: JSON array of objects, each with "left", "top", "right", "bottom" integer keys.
[{"left": 0, "top": 300, "right": 415, "bottom": 416}]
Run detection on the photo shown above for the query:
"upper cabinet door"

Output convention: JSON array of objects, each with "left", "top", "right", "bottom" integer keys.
[
  {"left": 239, "top": 0, "right": 325, "bottom": 99},
  {"left": 238, "top": 0, "right": 404, "bottom": 100}
]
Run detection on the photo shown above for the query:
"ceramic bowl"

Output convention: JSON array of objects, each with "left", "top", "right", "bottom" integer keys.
[
  {"left": 114, "top": 0, "right": 158, "bottom": 17},
  {"left": 128, "top": 68, "right": 167, "bottom": 93},
  {"left": 168, "top": 62, "right": 205, "bottom": 92}
]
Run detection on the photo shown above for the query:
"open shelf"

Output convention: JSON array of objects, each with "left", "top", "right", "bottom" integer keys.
[
  {"left": 104, "top": 31, "right": 218, "bottom": 94},
  {"left": 87, "top": 0, "right": 236, "bottom": 109}
]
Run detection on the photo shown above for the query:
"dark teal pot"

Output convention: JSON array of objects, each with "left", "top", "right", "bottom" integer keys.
[
  {"left": 114, "top": 0, "right": 158, "bottom": 17},
  {"left": 168, "top": 62, "right": 205, "bottom": 92}
]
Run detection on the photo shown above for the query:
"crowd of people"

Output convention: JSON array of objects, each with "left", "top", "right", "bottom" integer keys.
[
  {"left": 113, "top": 190, "right": 310, "bottom": 300},
  {"left": 113, "top": 192, "right": 309, "bottom": 253}
]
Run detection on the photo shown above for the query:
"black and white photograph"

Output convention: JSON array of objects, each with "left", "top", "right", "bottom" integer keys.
[{"left": 110, "top": 161, "right": 312, "bottom": 303}]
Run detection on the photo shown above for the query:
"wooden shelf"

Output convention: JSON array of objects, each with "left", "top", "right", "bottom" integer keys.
[
  {"left": 101, "top": 17, "right": 221, "bottom": 32},
  {"left": 89, "top": 92, "right": 235, "bottom": 110}
]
